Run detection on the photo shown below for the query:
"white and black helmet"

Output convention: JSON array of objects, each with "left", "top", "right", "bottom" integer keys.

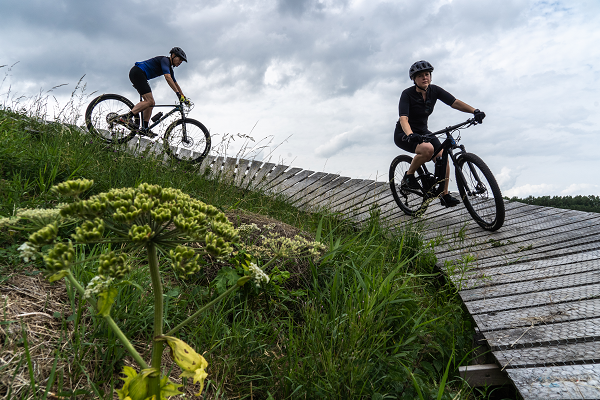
[
  {"left": 409, "top": 60, "right": 433, "bottom": 80},
  {"left": 170, "top": 47, "right": 187, "bottom": 62}
]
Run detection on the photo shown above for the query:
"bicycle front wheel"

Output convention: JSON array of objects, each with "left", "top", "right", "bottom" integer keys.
[
  {"left": 455, "top": 153, "right": 505, "bottom": 231},
  {"left": 85, "top": 94, "right": 138, "bottom": 144},
  {"left": 164, "top": 118, "right": 211, "bottom": 163},
  {"left": 389, "top": 154, "right": 426, "bottom": 216}
]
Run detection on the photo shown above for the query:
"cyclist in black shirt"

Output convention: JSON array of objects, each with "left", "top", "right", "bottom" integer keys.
[
  {"left": 394, "top": 60, "right": 486, "bottom": 207},
  {"left": 119, "top": 47, "right": 190, "bottom": 137}
]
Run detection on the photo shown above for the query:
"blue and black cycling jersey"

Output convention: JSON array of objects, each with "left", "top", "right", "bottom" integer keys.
[{"left": 134, "top": 56, "right": 176, "bottom": 82}]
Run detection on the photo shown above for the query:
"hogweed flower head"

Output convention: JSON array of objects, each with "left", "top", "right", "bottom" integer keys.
[
  {"left": 28, "top": 223, "right": 58, "bottom": 246},
  {"left": 169, "top": 245, "right": 201, "bottom": 277},
  {"left": 248, "top": 262, "right": 269, "bottom": 287},
  {"left": 98, "top": 252, "right": 130, "bottom": 279},
  {"left": 52, "top": 178, "right": 94, "bottom": 197},
  {"left": 71, "top": 218, "right": 105, "bottom": 243}
]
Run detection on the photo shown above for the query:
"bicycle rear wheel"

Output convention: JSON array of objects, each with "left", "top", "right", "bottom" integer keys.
[
  {"left": 455, "top": 152, "right": 505, "bottom": 231},
  {"left": 389, "top": 154, "right": 427, "bottom": 216},
  {"left": 163, "top": 118, "right": 211, "bottom": 163},
  {"left": 85, "top": 94, "right": 138, "bottom": 144}
]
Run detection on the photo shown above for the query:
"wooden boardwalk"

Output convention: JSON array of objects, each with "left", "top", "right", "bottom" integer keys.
[{"left": 132, "top": 139, "right": 600, "bottom": 399}]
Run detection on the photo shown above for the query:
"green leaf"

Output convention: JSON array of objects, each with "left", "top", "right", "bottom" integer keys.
[
  {"left": 48, "top": 270, "right": 69, "bottom": 282},
  {"left": 97, "top": 287, "right": 118, "bottom": 317}
]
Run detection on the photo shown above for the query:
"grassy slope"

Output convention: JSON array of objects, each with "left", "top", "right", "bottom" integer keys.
[{"left": 0, "top": 108, "right": 483, "bottom": 399}]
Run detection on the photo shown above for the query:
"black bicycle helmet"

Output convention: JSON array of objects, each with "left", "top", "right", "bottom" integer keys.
[
  {"left": 170, "top": 47, "right": 187, "bottom": 62},
  {"left": 409, "top": 60, "right": 433, "bottom": 80}
]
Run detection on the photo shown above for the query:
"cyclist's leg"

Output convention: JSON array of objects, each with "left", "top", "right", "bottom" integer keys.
[
  {"left": 408, "top": 142, "right": 434, "bottom": 174},
  {"left": 129, "top": 66, "right": 155, "bottom": 124},
  {"left": 393, "top": 122, "right": 433, "bottom": 175}
]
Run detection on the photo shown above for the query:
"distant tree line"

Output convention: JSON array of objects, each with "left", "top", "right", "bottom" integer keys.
[{"left": 506, "top": 195, "right": 600, "bottom": 213}]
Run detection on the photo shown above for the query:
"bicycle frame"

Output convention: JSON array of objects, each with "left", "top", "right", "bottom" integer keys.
[
  {"left": 140, "top": 99, "right": 189, "bottom": 141},
  {"left": 418, "top": 118, "right": 480, "bottom": 197}
]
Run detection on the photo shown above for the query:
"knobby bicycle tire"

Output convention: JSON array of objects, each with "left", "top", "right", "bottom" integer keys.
[
  {"left": 389, "top": 154, "right": 427, "bottom": 216},
  {"left": 163, "top": 118, "right": 211, "bottom": 163},
  {"left": 455, "top": 152, "right": 505, "bottom": 231},
  {"left": 85, "top": 94, "right": 138, "bottom": 144}
]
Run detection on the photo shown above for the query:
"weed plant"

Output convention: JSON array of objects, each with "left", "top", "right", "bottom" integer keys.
[{"left": 0, "top": 105, "right": 511, "bottom": 399}]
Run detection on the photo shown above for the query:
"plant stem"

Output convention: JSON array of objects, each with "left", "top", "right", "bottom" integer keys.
[
  {"left": 165, "top": 281, "right": 242, "bottom": 337},
  {"left": 147, "top": 242, "right": 164, "bottom": 398},
  {"left": 65, "top": 272, "right": 148, "bottom": 368}
]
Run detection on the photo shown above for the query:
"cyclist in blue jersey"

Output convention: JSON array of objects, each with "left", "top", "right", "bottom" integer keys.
[
  {"left": 119, "top": 47, "right": 190, "bottom": 137},
  {"left": 394, "top": 60, "right": 486, "bottom": 207}
]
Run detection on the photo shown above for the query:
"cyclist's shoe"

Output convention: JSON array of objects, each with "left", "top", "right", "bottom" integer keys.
[
  {"left": 139, "top": 127, "right": 158, "bottom": 138},
  {"left": 117, "top": 114, "right": 137, "bottom": 130},
  {"left": 440, "top": 193, "right": 461, "bottom": 207},
  {"left": 401, "top": 173, "right": 421, "bottom": 190}
]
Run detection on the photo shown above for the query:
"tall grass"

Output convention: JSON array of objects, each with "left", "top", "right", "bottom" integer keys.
[{"left": 0, "top": 105, "right": 505, "bottom": 399}]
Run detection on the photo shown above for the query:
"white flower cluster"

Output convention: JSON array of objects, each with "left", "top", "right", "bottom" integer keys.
[
  {"left": 248, "top": 262, "right": 269, "bottom": 287},
  {"left": 84, "top": 276, "right": 115, "bottom": 299},
  {"left": 237, "top": 223, "right": 260, "bottom": 237},
  {"left": 17, "top": 242, "right": 38, "bottom": 263},
  {"left": 17, "top": 207, "right": 63, "bottom": 221},
  {"left": 0, "top": 216, "right": 17, "bottom": 228}
]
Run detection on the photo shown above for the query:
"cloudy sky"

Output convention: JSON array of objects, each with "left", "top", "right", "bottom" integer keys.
[{"left": 1, "top": 0, "right": 599, "bottom": 197}]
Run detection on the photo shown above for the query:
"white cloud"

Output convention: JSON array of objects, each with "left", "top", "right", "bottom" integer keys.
[
  {"left": 314, "top": 126, "right": 365, "bottom": 158},
  {"left": 504, "top": 183, "right": 559, "bottom": 198},
  {"left": 495, "top": 166, "right": 522, "bottom": 191},
  {"left": 561, "top": 184, "right": 600, "bottom": 196}
]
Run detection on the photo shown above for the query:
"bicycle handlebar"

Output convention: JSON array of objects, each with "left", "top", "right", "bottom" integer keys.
[{"left": 423, "top": 118, "right": 476, "bottom": 139}]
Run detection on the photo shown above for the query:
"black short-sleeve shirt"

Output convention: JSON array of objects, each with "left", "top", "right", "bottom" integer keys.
[{"left": 398, "top": 84, "right": 456, "bottom": 134}]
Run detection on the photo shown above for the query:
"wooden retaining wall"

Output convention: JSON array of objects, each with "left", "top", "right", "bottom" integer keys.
[{"left": 132, "top": 138, "right": 600, "bottom": 399}]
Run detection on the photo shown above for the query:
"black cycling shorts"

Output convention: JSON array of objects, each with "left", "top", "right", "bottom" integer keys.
[
  {"left": 393, "top": 121, "right": 442, "bottom": 158},
  {"left": 129, "top": 66, "right": 152, "bottom": 96}
]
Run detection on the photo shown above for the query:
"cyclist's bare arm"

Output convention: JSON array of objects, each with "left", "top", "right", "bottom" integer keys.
[
  {"left": 451, "top": 99, "right": 476, "bottom": 114},
  {"left": 399, "top": 116, "right": 413, "bottom": 136},
  {"left": 164, "top": 74, "right": 185, "bottom": 98}
]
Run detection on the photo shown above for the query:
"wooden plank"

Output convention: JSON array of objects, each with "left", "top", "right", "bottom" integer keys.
[
  {"left": 483, "top": 317, "right": 600, "bottom": 349},
  {"left": 467, "top": 239, "right": 600, "bottom": 271},
  {"left": 325, "top": 180, "right": 377, "bottom": 211},
  {"left": 220, "top": 157, "right": 238, "bottom": 183},
  {"left": 458, "top": 250, "right": 600, "bottom": 279},
  {"left": 464, "top": 283, "right": 600, "bottom": 315},
  {"left": 318, "top": 179, "right": 367, "bottom": 208},
  {"left": 459, "top": 269, "right": 600, "bottom": 303},
  {"left": 293, "top": 174, "right": 341, "bottom": 208},
  {"left": 208, "top": 156, "right": 225, "bottom": 178},
  {"left": 494, "top": 341, "right": 600, "bottom": 368},
  {"left": 454, "top": 258, "right": 600, "bottom": 291},
  {"left": 284, "top": 172, "right": 329, "bottom": 201},
  {"left": 332, "top": 182, "right": 387, "bottom": 216},
  {"left": 254, "top": 164, "right": 289, "bottom": 190},
  {"left": 435, "top": 212, "right": 600, "bottom": 258},
  {"left": 234, "top": 158, "right": 251, "bottom": 186},
  {"left": 241, "top": 160, "right": 264, "bottom": 188},
  {"left": 275, "top": 170, "right": 315, "bottom": 195},
  {"left": 424, "top": 202, "right": 565, "bottom": 242},
  {"left": 507, "top": 364, "right": 600, "bottom": 400},
  {"left": 263, "top": 167, "right": 303, "bottom": 192},
  {"left": 438, "top": 222, "right": 600, "bottom": 270},
  {"left": 458, "top": 364, "right": 511, "bottom": 387},
  {"left": 247, "top": 162, "right": 275, "bottom": 189},
  {"left": 198, "top": 154, "right": 216, "bottom": 173},
  {"left": 294, "top": 176, "right": 352, "bottom": 209},
  {"left": 343, "top": 186, "right": 396, "bottom": 221},
  {"left": 473, "top": 298, "right": 600, "bottom": 332}
]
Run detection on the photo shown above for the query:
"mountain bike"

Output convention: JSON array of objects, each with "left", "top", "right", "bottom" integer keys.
[
  {"left": 85, "top": 94, "right": 211, "bottom": 163},
  {"left": 389, "top": 118, "right": 505, "bottom": 231}
]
